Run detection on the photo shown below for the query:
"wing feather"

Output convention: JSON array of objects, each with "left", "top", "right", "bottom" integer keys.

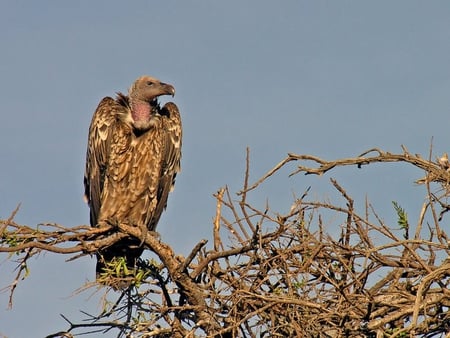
[
  {"left": 147, "top": 102, "right": 182, "bottom": 230},
  {"left": 84, "top": 97, "right": 120, "bottom": 226}
]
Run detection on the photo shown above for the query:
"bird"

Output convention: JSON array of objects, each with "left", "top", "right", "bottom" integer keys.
[{"left": 84, "top": 75, "right": 182, "bottom": 278}]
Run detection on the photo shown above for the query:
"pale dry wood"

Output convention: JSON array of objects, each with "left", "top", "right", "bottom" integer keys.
[{"left": 2, "top": 146, "right": 450, "bottom": 337}]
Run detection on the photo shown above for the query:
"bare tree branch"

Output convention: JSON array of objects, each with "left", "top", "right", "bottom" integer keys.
[{"left": 2, "top": 146, "right": 450, "bottom": 337}]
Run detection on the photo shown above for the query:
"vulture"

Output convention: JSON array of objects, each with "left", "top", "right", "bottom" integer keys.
[{"left": 84, "top": 75, "right": 182, "bottom": 277}]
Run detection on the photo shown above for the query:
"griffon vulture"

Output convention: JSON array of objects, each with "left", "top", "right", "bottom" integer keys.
[{"left": 84, "top": 75, "right": 182, "bottom": 276}]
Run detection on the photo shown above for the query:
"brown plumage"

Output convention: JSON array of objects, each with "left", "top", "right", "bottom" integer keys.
[{"left": 84, "top": 76, "right": 182, "bottom": 276}]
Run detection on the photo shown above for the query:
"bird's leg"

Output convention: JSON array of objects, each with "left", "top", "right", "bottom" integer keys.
[
  {"left": 137, "top": 225, "right": 161, "bottom": 247},
  {"left": 139, "top": 223, "right": 148, "bottom": 247}
]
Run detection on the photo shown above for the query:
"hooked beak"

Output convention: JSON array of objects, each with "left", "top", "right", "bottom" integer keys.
[{"left": 161, "top": 82, "right": 175, "bottom": 97}]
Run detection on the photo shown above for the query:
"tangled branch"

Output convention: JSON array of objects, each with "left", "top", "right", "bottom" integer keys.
[{"left": 1, "top": 146, "right": 450, "bottom": 337}]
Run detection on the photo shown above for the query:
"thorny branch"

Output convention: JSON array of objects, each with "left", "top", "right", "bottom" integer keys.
[
  {"left": 1, "top": 146, "right": 450, "bottom": 337},
  {"left": 240, "top": 145, "right": 450, "bottom": 194}
]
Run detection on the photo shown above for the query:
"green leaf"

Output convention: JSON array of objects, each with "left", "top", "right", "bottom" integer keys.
[{"left": 392, "top": 201, "right": 408, "bottom": 229}]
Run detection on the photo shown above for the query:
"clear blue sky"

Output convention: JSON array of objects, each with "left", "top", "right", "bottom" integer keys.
[{"left": 1, "top": 2, "right": 450, "bottom": 336}]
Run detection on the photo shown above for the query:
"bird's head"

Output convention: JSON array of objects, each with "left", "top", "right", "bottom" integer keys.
[
  {"left": 129, "top": 75, "right": 175, "bottom": 104},
  {"left": 128, "top": 75, "right": 175, "bottom": 131}
]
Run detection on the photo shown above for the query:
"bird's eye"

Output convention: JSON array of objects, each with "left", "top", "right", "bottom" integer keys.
[{"left": 147, "top": 81, "right": 154, "bottom": 86}]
